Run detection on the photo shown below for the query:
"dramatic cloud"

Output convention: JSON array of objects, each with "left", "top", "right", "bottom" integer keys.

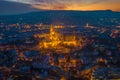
[
  {"left": 0, "top": 0, "right": 39, "bottom": 15},
  {"left": 31, "top": 0, "right": 120, "bottom": 10},
  {"left": 1, "top": 0, "right": 120, "bottom": 14},
  {"left": 4, "top": 0, "right": 120, "bottom": 11},
  {"left": 5, "top": 0, "right": 103, "bottom": 10}
]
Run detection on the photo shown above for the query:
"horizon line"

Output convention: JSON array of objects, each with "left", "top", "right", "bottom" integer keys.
[{"left": 0, "top": 9, "right": 120, "bottom": 16}]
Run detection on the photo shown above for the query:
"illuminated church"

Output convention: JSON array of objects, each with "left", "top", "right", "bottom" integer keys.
[{"left": 34, "top": 25, "right": 86, "bottom": 53}]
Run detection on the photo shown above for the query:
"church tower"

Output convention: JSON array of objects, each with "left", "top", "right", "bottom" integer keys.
[{"left": 86, "top": 23, "right": 89, "bottom": 28}]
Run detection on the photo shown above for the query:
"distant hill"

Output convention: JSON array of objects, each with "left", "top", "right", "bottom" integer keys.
[{"left": 0, "top": 10, "right": 120, "bottom": 26}]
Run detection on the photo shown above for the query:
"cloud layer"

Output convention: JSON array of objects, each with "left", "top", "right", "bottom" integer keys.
[
  {"left": 4, "top": 0, "right": 120, "bottom": 11},
  {"left": 6, "top": 0, "right": 103, "bottom": 10},
  {"left": 0, "top": 0, "right": 39, "bottom": 15}
]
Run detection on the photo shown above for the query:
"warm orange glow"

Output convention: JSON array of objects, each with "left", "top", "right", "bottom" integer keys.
[
  {"left": 39, "top": 26, "right": 78, "bottom": 48},
  {"left": 32, "top": 1, "right": 120, "bottom": 11},
  {"left": 34, "top": 25, "right": 87, "bottom": 53}
]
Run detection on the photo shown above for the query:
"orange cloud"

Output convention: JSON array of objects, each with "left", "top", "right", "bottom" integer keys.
[{"left": 31, "top": 0, "right": 120, "bottom": 11}]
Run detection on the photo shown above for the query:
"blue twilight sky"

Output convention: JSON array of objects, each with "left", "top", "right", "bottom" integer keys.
[{"left": 0, "top": 0, "right": 120, "bottom": 14}]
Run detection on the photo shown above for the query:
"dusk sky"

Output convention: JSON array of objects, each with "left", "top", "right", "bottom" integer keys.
[{"left": 0, "top": 0, "right": 120, "bottom": 14}]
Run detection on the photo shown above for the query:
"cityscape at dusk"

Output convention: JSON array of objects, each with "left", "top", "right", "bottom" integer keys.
[{"left": 0, "top": 0, "right": 120, "bottom": 80}]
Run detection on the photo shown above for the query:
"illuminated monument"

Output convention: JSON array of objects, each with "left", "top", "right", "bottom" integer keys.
[{"left": 34, "top": 25, "right": 87, "bottom": 53}]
